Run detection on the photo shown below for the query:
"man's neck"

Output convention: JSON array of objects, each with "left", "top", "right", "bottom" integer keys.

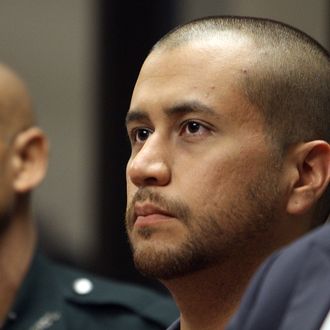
[
  {"left": 162, "top": 258, "right": 262, "bottom": 330},
  {"left": 0, "top": 212, "right": 36, "bottom": 322}
]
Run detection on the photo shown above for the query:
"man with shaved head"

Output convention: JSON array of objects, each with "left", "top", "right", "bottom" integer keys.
[
  {"left": 0, "top": 64, "right": 178, "bottom": 330},
  {"left": 125, "top": 16, "right": 330, "bottom": 330}
]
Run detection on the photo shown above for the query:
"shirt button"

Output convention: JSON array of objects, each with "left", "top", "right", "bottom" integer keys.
[
  {"left": 7, "top": 311, "right": 17, "bottom": 321},
  {"left": 73, "top": 278, "right": 93, "bottom": 295}
]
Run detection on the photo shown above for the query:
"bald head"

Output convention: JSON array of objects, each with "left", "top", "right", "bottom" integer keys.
[{"left": 0, "top": 64, "right": 35, "bottom": 143}]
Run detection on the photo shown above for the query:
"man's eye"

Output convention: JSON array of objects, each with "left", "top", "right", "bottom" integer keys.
[
  {"left": 133, "top": 128, "right": 152, "bottom": 143},
  {"left": 186, "top": 121, "right": 201, "bottom": 134},
  {"left": 181, "top": 121, "right": 209, "bottom": 136}
]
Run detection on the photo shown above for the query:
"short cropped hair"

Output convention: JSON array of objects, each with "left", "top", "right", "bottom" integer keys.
[{"left": 153, "top": 16, "right": 330, "bottom": 151}]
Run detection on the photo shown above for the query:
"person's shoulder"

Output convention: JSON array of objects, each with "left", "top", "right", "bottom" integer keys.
[
  {"left": 299, "top": 223, "right": 330, "bottom": 251},
  {"left": 227, "top": 225, "right": 330, "bottom": 330},
  {"left": 273, "top": 224, "right": 330, "bottom": 266},
  {"left": 46, "top": 257, "right": 178, "bottom": 329},
  {"left": 252, "top": 224, "right": 330, "bottom": 290}
]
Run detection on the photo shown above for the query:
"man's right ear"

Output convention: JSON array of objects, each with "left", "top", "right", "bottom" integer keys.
[
  {"left": 11, "top": 127, "right": 49, "bottom": 193},
  {"left": 286, "top": 140, "right": 330, "bottom": 216}
]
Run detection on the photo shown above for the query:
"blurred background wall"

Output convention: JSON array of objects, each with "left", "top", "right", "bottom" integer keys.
[
  {"left": 0, "top": 0, "right": 328, "bottom": 291},
  {"left": 0, "top": 0, "right": 98, "bottom": 263}
]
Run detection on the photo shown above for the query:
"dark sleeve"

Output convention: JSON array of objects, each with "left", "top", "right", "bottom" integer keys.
[
  {"left": 227, "top": 252, "right": 289, "bottom": 330},
  {"left": 227, "top": 230, "right": 330, "bottom": 330}
]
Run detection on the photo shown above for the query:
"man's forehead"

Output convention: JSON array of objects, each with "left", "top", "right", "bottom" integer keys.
[
  {"left": 128, "top": 31, "right": 259, "bottom": 126},
  {"left": 133, "top": 45, "right": 252, "bottom": 99},
  {"left": 137, "top": 34, "right": 255, "bottom": 92}
]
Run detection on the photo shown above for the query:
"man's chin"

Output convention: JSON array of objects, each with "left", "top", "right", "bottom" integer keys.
[{"left": 132, "top": 242, "right": 210, "bottom": 280}]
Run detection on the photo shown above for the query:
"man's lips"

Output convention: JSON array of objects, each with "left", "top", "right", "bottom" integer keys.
[{"left": 133, "top": 202, "right": 175, "bottom": 227}]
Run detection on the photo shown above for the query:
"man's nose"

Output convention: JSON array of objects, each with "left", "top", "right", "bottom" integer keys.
[{"left": 127, "top": 135, "right": 171, "bottom": 187}]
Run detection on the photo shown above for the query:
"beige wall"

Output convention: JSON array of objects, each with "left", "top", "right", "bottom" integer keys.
[
  {"left": 177, "top": 0, "right": 329, "bottom": 50},
  {"left": 0, "top": 0, "right": 97, "bottom": 262}
]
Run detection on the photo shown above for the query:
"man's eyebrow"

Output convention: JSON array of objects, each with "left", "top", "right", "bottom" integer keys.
[
  {"left": 125, "top": 110, "right": 149, "bottom": 126},
  {"left": 165, "top": 101, "right": 218, "bottom": 118},
  {"left": 125, "top": 101, "right": 219, "bottom": 126}
]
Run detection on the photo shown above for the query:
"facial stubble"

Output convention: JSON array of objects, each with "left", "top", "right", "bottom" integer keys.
[{"left": 126, "top": 168, "right": 281, "bottom": 281}]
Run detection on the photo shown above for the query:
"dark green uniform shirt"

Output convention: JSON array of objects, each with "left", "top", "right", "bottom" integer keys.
[{"left": 2, "top": 252, "right": 178, "bottom": 330}]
